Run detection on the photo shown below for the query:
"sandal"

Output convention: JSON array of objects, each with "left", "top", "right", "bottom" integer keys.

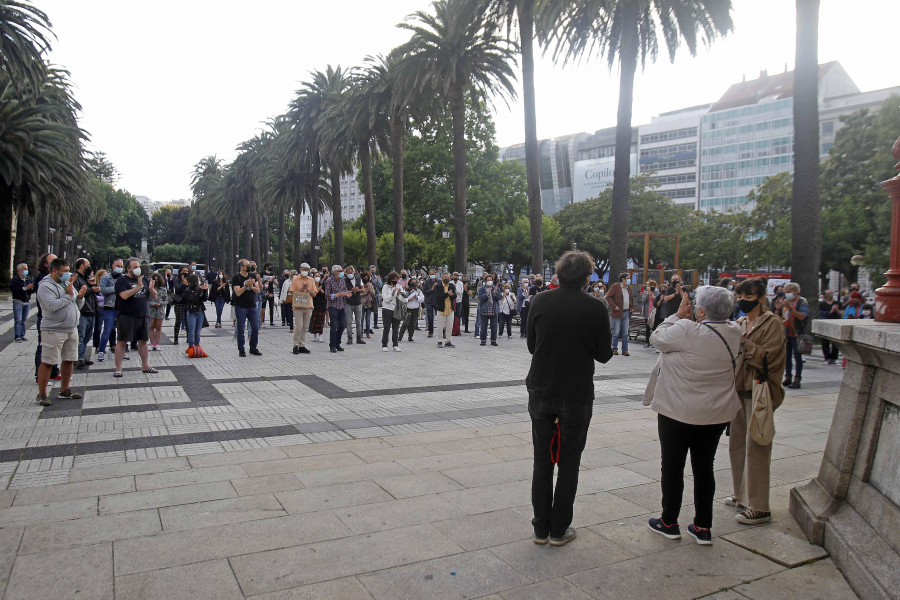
[
  {"left": 114, "top": 371, "right": 123, "bottom": 378},
  {"left": 142, "top": 368, "right": 159, "bottom": 374}
]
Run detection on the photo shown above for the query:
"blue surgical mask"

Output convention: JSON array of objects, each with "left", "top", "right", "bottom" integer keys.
[
  {"left": 114, "top": 267, "right": 123, "bottom": 274},
  {"left": 337, "top": 272, "right": 344, "bottom": 279},
  {"left": 60, "top": 272, "right": 72, "bottom": 284},
  {"left": 22, "top": 270, "right": 28, "bottom": 277},
  {"left": 430, "top": 274, "right": 436, "bottom": 280}
]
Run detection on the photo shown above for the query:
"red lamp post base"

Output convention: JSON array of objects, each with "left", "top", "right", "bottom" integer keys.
[{"left": 876, "top": 175, "right": 900, "bottom": 323}]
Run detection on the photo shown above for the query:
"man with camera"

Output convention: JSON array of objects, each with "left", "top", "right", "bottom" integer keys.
[
  {"left": 35, "top": 258, "right": 86, "bottom": 406},
  {"left": 232, "top": 259, "right": 263, "bottom": 357},
  {"left": 73, "top": 257, "right": 100, "bottom": 368}
]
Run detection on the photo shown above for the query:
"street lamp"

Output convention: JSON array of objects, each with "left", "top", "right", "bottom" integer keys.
[
  {"left": 572, "top": 242, "right": 577, "bottom": 251},
  {"left": 851, "top": 254, "right": 865, "bottom": 267},
  {"left": 441, "top": 226, "right": 450, "bottom": 239},
  {"left": 65, "top": 232, "right": 73, "bottom": 243}
]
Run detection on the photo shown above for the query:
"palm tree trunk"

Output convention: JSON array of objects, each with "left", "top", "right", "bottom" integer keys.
[
  {"left": 231, "top": 222, "right": 239, "bottom": 273},
  {"left": 450, "top": 88, "right": 468, "bottom": 274},
  {"left": 391, "top": 115, "right": 405, "bottom": 270},
  {"left": 519, "top": 0, "right": 543, "bottom": 276},
  {"left": 243, "top": 222, "right": 252, "bottom": 259},
  {"left": 293, "top": 197, "right": 304, "bottom": 267},
  {"left": 37, "top": 201, "right": 48, "bottom": 258},
  {"left": 251, "top": 198, "right": 261, "bottom": 262},
  {"left": 311, "top": 157, "right": 321, "bottom": 267},
  {"left": 792, "top": 0, "right": 821, "bottom": 304},
  {"left": 360, "top": 142, "right": 378, "bottom": 268},
  {"left": 14, "top": 207, "right": 28, "bottom": 267},
  {"left": 0, "top": 186, "right": 13, "bottom": 290},
  {"left": 330, "top": 162, "right": 344, "bottom": 265},
  {"left": 609, "top": 1, "right": 639, "bottom": 280},
  {"left": 278, "top": 208, "right": 286, "bottom": 271},
  {"left": 262, "top": 214, "right": 270, "bottom": 265}
]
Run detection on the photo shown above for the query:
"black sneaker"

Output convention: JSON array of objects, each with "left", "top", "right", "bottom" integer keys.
[
  {"left": 533, "top": 532, "right": 548, "bottom": 545},
  {"left": 548, "top": 527, "right": 576, "bottom": 546},
  {"left": 336, "top": 346, "right": 344, "bottom": 352},
  {"left": 330, "top": 348, "right": 337, "bottom": 353},
  {"left": 648, "top": 517, "right": 681, "bottom": 540},
  {"left": 298, "top": 347, "right": 310, "bottom": 354},
  {"left": 788, "top": 378, "right": 802, "bottom": 389},
  {"left": 480, "top": 341, "right": 486, "bottom": 346},
  {"left": 491, "top": 341, "right": 498, "bottom": 346},
  {"left": 687, "top": 523, "right": 712, "bottom": 545},
  {"left": 444, "top": 342, "right": 454, "bottom": 348},
  {"left": 735, "top": 509, "right": 772, "bottom": 524},
  {"left": 292, "top": 346, "right": 300, "bottom": 355},
  {"left": 356, "top": 339, "right": 366, "bottom": 345},
  {"left": 75, "top": 360, "right": 86, "bottom": 369},
  {"left": 783, "top": 375, "right": 793, "bottom": 386},
  {"left": 347, "top": 339, "right": 353, "bottom": 345},
  {"left": 239, "top": 350, "right": 247, "bottom": 357},
  {"left": 249, "top": 349, "right": 262, "bottom": 356},
  {"left": 35, "top": 394, "right": 51, "bottom": 406}
]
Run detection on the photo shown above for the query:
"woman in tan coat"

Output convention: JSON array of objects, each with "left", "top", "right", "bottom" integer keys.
[{"left": 728, "top": 277, "right": 786, "bottom": 524}]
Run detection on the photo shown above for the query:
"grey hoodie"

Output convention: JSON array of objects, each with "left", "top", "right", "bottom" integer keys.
[{"left": 36, "top": 277, "right": 84, "bottom": 333}]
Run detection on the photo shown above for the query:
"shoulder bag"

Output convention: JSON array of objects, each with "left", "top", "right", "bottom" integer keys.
[
  {"left": 292, "top": 283, "right": 313, "bottom": 309},
  {"left": 749, "top": 353, "right": 776, "bottom": 445}
]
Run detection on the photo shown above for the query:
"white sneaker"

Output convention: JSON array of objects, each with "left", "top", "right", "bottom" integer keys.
[
  {"left": 97, "top": 351, "right": 105, "bottom": 362},
  {"left": 393, "top": 346, "right": 402, "bottom": 352},
  {"left": 382, "top": 346, "right": 389, "bottom": 352}
]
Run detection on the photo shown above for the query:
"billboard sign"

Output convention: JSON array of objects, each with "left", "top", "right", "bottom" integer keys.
[{"left": 573, "top": 155, "right": 638, "bottom": 204}]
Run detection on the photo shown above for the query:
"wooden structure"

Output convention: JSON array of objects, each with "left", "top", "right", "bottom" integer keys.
[{"left": 627, "top": 232, "right": 679, "bottom": 284}]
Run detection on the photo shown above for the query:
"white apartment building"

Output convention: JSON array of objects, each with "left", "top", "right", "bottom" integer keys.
[{"left": 297, "top": 169, "right": 365, "bottom": 242}]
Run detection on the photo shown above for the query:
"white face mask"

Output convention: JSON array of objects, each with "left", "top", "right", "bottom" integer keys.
[
  {"left": 485, "top": 281, "right": 493, "bottom": 287},
  {"left": 785, "top": 292, "right": 795, "bottom": 300},
  {"left": 300, "top": 271, "right": 308, "bottom": 277},
  {"left": 132, "top": 267, "right": 142, "bottom": 277},
  {"left": 728, "top": 285, "right": 734, "bottom": 291},
  {"left": 593, "top": 287, "right": 599, "bottom": 292},
  {"left": 314, "top": 276, "right": 320, "bottom": 283}
]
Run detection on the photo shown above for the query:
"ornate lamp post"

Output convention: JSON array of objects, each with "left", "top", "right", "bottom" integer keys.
[{"left": 876, "top": 136, "right": 900, "bottom": 322}]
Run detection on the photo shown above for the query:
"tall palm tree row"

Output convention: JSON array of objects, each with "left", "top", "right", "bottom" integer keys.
[{"left": 546, "top": 0, "right": 733, "bottom": 279}]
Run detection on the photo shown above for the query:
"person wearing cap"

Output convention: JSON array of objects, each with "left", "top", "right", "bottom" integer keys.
[
  {"left": 323, "top": 264, "right": 351, "bottom": 353},
  {"left": 287, "top": 264, "right": 316, "bottom": 354}
]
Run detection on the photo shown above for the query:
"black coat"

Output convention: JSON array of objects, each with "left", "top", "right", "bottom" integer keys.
[{"left": 526, "top": 287, "right": 613, "bottom": 402}]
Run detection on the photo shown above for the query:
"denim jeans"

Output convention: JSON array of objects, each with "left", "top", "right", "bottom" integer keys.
[
  {"left": 529, "top": 393, "right": 592, "bottom": 538},
  {"left": 328, "top": 307, "right": 347, "bottom": 349},
  {"left": 474, "top": 304, "right": 483, "bottom": 337},
  {"left": 425, "top": 304, "right": 435, "bottom": 334},
  {"left": 99, "top": 308, "right": 117, "bottom": 354},
  {"left": 234, "top": 306, "right": 259, "bottom": 352},
  {"left": 658, "top": 414, "right": 727, "bottom": 529},
  {"left": 480, "top": 314, "right": 497, "bottom": 342},
  {"left": 363, "top": 306, "right": 373, "bottom": 333},
  {"left": 785, "top": 336, "right": 802, "bottom": 380},
  {"left": 13, "top": 300, "right": 29, "bottom": 339},
  {"left": 186, "top": 311, "right": 204, "bottom": 346},
  {"left": 77, "top": 314, "right": 96, "bottom": 360},
  {"left": 215, "top": 297, "right": 226, "bottom": 324},
  {"left": 611, "top": 313, "right": 630, "bottom": 352},
  {"left": 519, "top": 305, "right": 529, "bottom": 336}
]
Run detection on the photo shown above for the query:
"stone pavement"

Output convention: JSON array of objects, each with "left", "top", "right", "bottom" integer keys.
[{"left": 0, "top": 299, "right": 858, "bottom": 599}]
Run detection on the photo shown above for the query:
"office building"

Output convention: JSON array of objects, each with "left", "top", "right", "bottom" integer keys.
[{"left": 297, "top": 169, "right": 365, "bottom": 242}]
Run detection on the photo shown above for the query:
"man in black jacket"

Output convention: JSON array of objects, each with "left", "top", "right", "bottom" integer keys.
[
  {"left": 421, "top": 268, "right": 438, "bottom": 338},
  {"left": 73, "top": 258, "right": 99, "bottom": 368},
  {"left": 526, "top": 250, "right": 613, "bottom": 546}
]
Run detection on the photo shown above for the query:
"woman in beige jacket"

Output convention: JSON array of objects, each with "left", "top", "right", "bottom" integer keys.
[
  {"left": 728, "top": 277, "right": 786, "bottom": 524},
  {"left": 644, "top": 286, "right": 742, "bottom": 545}
]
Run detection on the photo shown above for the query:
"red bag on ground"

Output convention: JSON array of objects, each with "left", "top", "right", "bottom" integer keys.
[{"left": 452, "top": 315, "right": 460, "bottom": 336}]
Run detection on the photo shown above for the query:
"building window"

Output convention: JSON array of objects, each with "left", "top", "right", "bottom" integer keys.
[
  {"left": 639, "top": 127, "right": 698, "bottom": 144},
  {"left": 820, "top": 120, "right": 834, "bottom": 136}
]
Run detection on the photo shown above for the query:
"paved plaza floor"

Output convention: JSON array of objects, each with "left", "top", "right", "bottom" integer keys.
[{"left": 0, "top": 300, "right": 858, "bottom": 599}]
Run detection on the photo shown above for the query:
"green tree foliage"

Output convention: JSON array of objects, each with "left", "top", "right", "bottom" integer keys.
[
  {"left": 149, "top": 205, "right": 191, "bottom": 249},
  {"left": 151, "top": 243, "right": 202, "bottom": 265},
  {"left": 375, "top": 232, "right": 428, "bottom": 272}
]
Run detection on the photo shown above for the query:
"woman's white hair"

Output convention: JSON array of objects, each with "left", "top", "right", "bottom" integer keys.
[{"left": 695, "top": 285, "right": 734, "bottom": 321}]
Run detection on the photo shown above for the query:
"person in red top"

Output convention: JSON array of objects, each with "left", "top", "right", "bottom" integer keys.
[{"left": 547, "top": 274, "right": 560, "bottom": 290}]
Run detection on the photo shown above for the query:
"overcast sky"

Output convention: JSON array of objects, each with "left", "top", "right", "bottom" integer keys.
[{"left": 39, "top": 0, "right": 898, "bottom": 203}]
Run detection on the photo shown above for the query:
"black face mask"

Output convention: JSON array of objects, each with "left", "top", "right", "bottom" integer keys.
[{"left": 739, "top": 299, "right": 759, "bottom": 314}]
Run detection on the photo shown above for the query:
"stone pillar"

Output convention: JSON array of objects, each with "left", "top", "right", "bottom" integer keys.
[{"left": 790, "top": 320, "right": 900, "bottom": 600}]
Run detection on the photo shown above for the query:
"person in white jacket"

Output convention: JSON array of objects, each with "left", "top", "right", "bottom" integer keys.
[
  {"left": 380, "top": 271, "right": 406, "bottom": 351},
  {"left": 644, "top": 285, "right": 742, "bottom": 546}
]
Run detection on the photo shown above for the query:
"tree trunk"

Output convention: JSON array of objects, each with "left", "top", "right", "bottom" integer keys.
[
  {"left": 262, "top": 214, "right": 270, "bottom": 265},
  {"left": 243, "top": 222, "right": 251, "bottom": 259},
  {"left": 450, "top": 88, "right": 468, "bottom": 274},
  {"left": 251, "top": 197, "right": 261, "bottom": 262},
  {"left": 37, "top": 201, "right": 48, "bottom": 259},
  {"left": 609, "top": 1, "right": 638, "bottom": 281},
  {"left": 14, "top": 206, "right": 28, "bottom": 268},
  {"left": 278, "top": 208, "right": 286, "bottom": 272},
  {"left": 391, "top": 115, "right": 406, "bottom": 271},
  {"left": 311, "top": 157, "right": 320, "bottom": 268},
  {"left": 519, "top": 1, "right": 544, "bottom": 275},
  {"left": 330, "top": 162, "right": 344, "bottom": 265},
  {"left": 360, "top": 142, "right": 378, "bottom": 269},
  {"left": 792, "top": 0, "right": 821, "bottom": 304},
  {"left": 231, "top": 222, "right": 239, "bottom": 274},
  {"left": 0, "top": 186, "right": 13, "bottom": 290},
  {"left": 293, "top": 197, "right": 303, "bottom": 268}
]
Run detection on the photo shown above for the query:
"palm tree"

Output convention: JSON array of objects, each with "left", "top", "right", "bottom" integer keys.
[
  {"left": 487, "top": 0, "right": 563, "bottom": 276},
  {"left": 547, "top": 0, "right": 733, "bottom": 278},
  {"left": 398, "top": 0, "right": 517, "bottom": 273},
  {"left": 792, "top": 0, "right": 820, "bottom": 307},
  {"left": 365, "top": 52, "right": 413, "bottom": 270},
  {"left": 189, "top": 155, "right": 223, "bottom": 267},
  {"left": 0, "top": 0, "right": 53, "bottom": 90}
]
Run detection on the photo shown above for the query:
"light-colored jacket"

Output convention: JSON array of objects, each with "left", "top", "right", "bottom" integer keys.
[
  {"left": 100, "top": 273, "right": 118, "bottom": 308},
  {"left": 36, "top": 278, "right": 84, "bottom": 333},
  {"left": 380, "top": 283, "right": 406, "bottom": 312},
  {"left": 643, "top": 314, "right": 742, "bottom": 425}
]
